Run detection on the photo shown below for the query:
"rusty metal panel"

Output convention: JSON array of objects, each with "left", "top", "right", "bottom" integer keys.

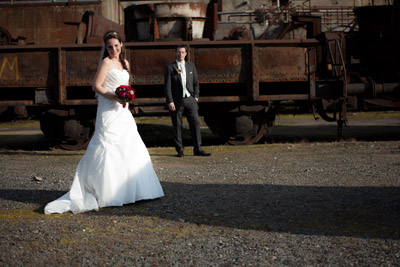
[
  {"left": 257, "top": 46, "right": 308, "bottom": 82},
  {"left": 0, "top": 4, "right": 103, "bottom": 45},
  {"left": 66, "top": 99, "right": 98, "bottom": 105},
  {"left": 0, "top": 49, "right": 58, "bottom": 87},
  {"left": 129, "top": 47, "right": 175, "bottom": 85},
  {"left": 308, "top": 47, "right": 317, "bottom": 99},
  {"left": 250, "top": 43, "right": 259, "bottom": 100},
  {"left": 127, "top": 3, "right": 208, "bottom": 41},
  {"left": 84, "top": 11, "right": 125, "bottom": 43},
  {"left": 194, "top": 46, "right": 247, "bottom": 83},
  {"left": 255, "top": 94, "right": 310, "bottom": 101},
  {"left": 58, "top": 48, "right": 66, "bottom": 105},
  {"left": 65, "top": 48, "right": 99, "bottom": 86},
  {"left": 0, "top": 100, "right": 33, "bottom": 106}
]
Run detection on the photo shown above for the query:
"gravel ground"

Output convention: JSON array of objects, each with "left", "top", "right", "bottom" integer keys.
[
  {"left": 1, "top": 140, "right": 400, "bottom": 266},
  {"left": 1, "top": 114, "right": 400, "bottom": 266}
]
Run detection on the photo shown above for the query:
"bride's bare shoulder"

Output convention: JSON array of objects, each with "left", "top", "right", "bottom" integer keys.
[
  {"left": 101, "top": 57, "right": 113, "bottom": 67},
  {"left": 98, "top": 58, "right": 113, "bottom": 73}
]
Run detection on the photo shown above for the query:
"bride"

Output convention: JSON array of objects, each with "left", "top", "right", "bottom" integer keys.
[{"left": 44, "top": 31, "right": 164, "bottom": 214}]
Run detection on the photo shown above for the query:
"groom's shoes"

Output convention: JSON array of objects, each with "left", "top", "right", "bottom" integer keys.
[
  {"left": 194, "top": 150, "right": 211, "bottom": 157},
  {"left": 177, "top": 151, "right": 184, "bottom": 157}
]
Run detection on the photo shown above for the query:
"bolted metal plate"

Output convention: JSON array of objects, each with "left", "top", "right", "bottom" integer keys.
[{"left": 258, "top": 46, "right": 308, "bottom": 82}]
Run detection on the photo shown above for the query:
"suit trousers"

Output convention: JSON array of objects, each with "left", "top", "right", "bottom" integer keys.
[{"left": 169, "top": 96, "right": 202, "bottom": 153}]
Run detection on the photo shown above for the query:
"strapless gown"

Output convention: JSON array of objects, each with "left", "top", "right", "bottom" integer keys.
[{"left": 45, "top": 69, "right": 164, "bottom": 214}]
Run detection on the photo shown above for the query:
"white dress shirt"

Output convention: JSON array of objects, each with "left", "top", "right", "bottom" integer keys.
[{"left": 177, "top": 60, "right": 191, "bottom": 98}]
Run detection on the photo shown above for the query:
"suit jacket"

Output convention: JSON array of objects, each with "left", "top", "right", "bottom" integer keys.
[{"left": 164, "top": 61, "right": 200, "bottom": 109}]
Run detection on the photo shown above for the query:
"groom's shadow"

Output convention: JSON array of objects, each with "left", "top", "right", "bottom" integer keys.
[
  {"left": 1, "top": 182, "right": 399, "bottom": 239},
  {"left": 97, "top": 182, "right": 400, "bottom": 239}
]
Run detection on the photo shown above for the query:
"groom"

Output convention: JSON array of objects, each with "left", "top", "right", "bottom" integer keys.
[{"left": 164, "top": 45, "right": 211, "bottom": 157}]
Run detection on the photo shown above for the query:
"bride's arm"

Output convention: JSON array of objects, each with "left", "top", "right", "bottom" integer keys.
[
  {"left": 92, "top": 59, "right": 124, "bottom": 104},
  {"left": 125, "top": 59, "right": 130, "bottom": 74},
  {"left": 125, "top": 59, "right": 133, "bottom": 86}
]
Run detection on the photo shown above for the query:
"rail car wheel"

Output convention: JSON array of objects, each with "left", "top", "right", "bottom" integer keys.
[
  {"left": 204, "top": 107, "right": 275, "bottom": 145},
  {"left": 40, "top": 114, "right": 95, "bottom": 150},
  {"left": 59, "top": 119, "right": 95, "bottom": 150}
]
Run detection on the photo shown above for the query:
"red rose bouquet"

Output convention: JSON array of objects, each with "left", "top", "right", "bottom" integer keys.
[{"left": 115, "top": 85, "right": 135, "bottom": 108}]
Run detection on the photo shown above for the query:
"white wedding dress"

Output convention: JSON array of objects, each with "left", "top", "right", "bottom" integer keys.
[{"left": 45, "top": 69, "right": 164, "bottom": 214}]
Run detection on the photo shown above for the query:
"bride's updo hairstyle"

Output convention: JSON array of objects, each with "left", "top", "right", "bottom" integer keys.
[{"left": 103, "top": 30, "right": 129, "bottom": 71}]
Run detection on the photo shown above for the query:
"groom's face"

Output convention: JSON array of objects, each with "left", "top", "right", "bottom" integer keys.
[{"left": 176, "top": 47, "right": 187, "bottom": 62}]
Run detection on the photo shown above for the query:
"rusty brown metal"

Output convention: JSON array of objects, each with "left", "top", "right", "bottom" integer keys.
[
  {"left": 58, "top": 47, "right": 66, "bottom": 105},
  {"left": 126, "top": 3, "right": 208, "bottom": 41},
  {"left": 0, "top": 39, "right": 320, "bottom": 108},
  {"left": 128, "top": 97, "right": 168, "bottom": 105},
  {"left": 0, "top": 48, "right": 58, "bottom": 87},
  {"left": 308, "top": 45, "right": 317, "bottom": 99},
  {"left": 250, "top": 42, "right": 259, "bottom": 101},
  {"left": 257, "top": 46, "right": 309, "bottom": 82},
  {"left": 255, "top": 94, "right": 310, "bottom": 101},
  {"left": 130, "top": 47, "right": 174, "bottom": 85},
  {"left": 203, "top": 2, "right": 218, "bottom": 40},
  {"left": 82, "top": 11, "right": 125, "bottom": 43},
  {"left": 293, "top": 15, "right": 322, "bottom": 38},
  {"left": 0, "top": 44, "right": 101, "bottom": 106},
  {"left": 0, "top": 100, "right": 33, "bottom": 106},
  {"left": 0, "top": 4, "right": 103, "bottom": 45},
  {"left": 228, "top": 26, "right": 253, "bottom": 40},
  {"left": 66, "top": 100, "right": 97, "bottom": 105},
  {"left": 195, "top": 46, "right": 245, "bottom": 83},
  {"left": 2, "top": 1, "right": 399, "bottom": 147},
  {"left": 126, "top": 39, "right": 318, "bottom": 88}
]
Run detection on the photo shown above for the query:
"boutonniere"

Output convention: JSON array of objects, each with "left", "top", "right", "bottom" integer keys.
[{"left": 175, "top": 67, "right": 182, "bottom": 74}]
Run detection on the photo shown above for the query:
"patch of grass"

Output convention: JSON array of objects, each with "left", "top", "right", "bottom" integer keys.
[
  {"left": 135, "top": 116, "right": 171, "bottom": 125},
  {"left": 276, "top": 114, "right": 314, "bottom": 120},
  {"left": 0, "top": 208, "right": 45, "bottom": 220},
  {"left": 0, "top": 120, "right": 40, "bottom": 128},
  {"left": 348, "top": 111, "right": 400, "bottom": 119}
]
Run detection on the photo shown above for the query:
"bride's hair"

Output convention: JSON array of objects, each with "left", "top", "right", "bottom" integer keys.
[{"left": 102, "top": 30, "right": 129, "bottom": 71}]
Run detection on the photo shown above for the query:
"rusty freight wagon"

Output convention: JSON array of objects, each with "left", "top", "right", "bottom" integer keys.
[{"left": 0, "top": 0, "right": 399, "bottom": 149}]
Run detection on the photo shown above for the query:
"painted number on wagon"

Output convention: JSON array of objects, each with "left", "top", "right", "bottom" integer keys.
[
  {"left": 0, "top": 57, "right": 20, "bottom": 80},
  {"left": 228, "top": 55, "right": 240, "bottom": 66}
]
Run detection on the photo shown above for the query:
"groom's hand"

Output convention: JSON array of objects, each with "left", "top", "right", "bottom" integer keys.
[{"left": 168, "top": 103, "right": 176, "bottom": 111}]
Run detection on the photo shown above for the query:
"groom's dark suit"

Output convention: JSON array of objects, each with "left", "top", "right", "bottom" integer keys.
[{"left": 164, "top": 60, "right": 202, "bottom": 154}]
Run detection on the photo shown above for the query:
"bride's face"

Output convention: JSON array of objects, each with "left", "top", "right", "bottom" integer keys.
[{"left": 106, "top": 38, "right": 122, "bottom": 59}]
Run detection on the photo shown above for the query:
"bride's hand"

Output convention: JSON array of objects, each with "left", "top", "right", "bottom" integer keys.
[{"left": 114, "top": 96, "right": 125, "bottom": 105}]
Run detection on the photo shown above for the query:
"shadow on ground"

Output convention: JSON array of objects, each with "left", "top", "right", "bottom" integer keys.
[{"left": 2, "top": 183, "right": 399, "bottom": 239}]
